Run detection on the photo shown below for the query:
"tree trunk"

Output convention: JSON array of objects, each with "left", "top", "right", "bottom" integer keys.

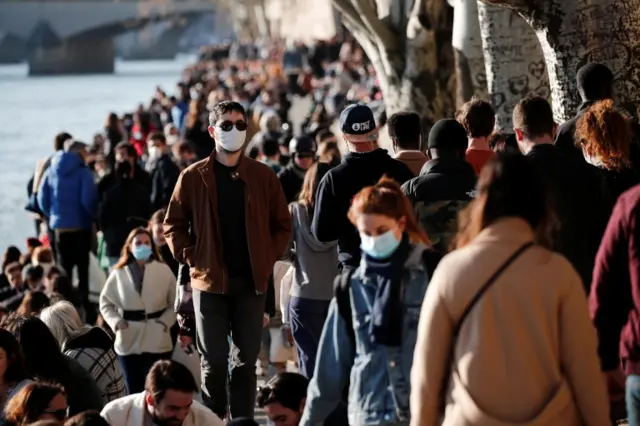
[
  {"left": 477, "top": 2, "right": 550, "bottom": 130},
  {"left": 449, "top": 0, "right": 489, "bottom": 107},
  {"left": 482, "top": 0, "right": 640, "bottom": 122},
  {"left": 334, "top": 0, "right": 456, "bottom": 141}
]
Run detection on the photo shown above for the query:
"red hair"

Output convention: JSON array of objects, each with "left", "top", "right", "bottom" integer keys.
[{"left": 348, "top": 176, "right": 430, "bottom": 245}]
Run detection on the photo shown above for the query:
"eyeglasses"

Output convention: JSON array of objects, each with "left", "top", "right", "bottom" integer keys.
[{"left": 218, "top": 120, "right": 248, "bottom": 132}]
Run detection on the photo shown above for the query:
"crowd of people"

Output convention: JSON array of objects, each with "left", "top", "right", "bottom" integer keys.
[{"left": 0, "top": 34, "right": 639, "bottom": 426}]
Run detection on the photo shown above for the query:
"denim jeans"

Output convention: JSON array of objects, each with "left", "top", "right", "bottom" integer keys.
[
  {"left": 289, "top": 297, "right": 330, "bottom": 379},
  {"left": 628, "top": 375, "right": 640, "bottom": 426}
]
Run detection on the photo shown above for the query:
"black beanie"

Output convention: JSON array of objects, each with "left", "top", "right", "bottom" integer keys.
[{"left": 427, "top": 119, "right": 468, "bottom": 151}]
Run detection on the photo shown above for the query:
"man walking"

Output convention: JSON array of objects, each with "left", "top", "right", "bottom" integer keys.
[
  {"left": 164, "top": 101, "right": 291, "bottom": 420},
  {"left": 312, "top": 104, "right": 413, "bottom": 269},
  {"left": 38, "top": 140, "right": 98, "bottom": 321}
]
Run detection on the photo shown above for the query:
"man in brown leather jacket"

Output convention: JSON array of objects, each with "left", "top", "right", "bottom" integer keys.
[{"left": 164, "top": 100, "right": 291, "bottom": 420}]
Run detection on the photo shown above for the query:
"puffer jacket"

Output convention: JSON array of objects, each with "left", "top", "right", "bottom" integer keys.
[
  {"left": 300, "top": 243, "right": 440, "bottom": 426},
  {"left": 64, "top": 326, "right": 126, "bottom": 403},
  {"left": 37, "top": 151, "right": 98, "bottom": 230}
]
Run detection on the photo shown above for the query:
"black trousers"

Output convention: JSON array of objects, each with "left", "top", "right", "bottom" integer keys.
[
  {"left": 193, "top": 280, "right": 266, "bottom": 419},
  {"left": 55, "top": 229, "right": 94, "bottom": 322}
]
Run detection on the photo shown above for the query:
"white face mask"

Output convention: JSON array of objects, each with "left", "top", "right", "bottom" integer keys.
[
  {"left": 148, "top": 146, "right": 162, "bottom": 160},
  {"left": 215, "top": 127, "right": 246, "bottom": 152}
]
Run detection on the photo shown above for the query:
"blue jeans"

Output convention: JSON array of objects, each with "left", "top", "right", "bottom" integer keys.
[
  {"left": 289, "top": 297, "right": 330, "bottom": 379},
  {"left": 627, "top": 375, "right": 640, "bottom": 425}
]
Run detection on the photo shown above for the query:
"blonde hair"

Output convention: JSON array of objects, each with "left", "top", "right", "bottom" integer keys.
[{"left": 40, "top": 301, "right": 85, "bottom": 349}]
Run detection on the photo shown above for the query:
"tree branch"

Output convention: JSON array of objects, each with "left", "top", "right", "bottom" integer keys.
[
  {"left": 352, "top": 0, "right": 398, "bottom": 49},
  {"left": 332, "top": 0, "right": 372, "bottom": 38},
  {"left": 478, "top": 0, "right": 531, "bottom": 13}
]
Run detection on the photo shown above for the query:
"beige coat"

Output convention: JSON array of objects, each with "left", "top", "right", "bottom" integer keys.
[{"left": 410, "top": 218, "right": 609, "bottom": 426}]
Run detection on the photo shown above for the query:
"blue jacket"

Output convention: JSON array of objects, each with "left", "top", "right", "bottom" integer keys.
[
  {"left": 38, "top": 151, "right": 98, "bottom": 230},
  {"left": 301, "top": 244, "right": 434, "bottom": 426}
]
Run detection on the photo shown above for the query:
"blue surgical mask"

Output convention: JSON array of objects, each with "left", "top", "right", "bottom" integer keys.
[
  {"left": 360, "top": 229, "right": 400, "bottom": 259},
  {"left": 132, "top": 244, "right": 153, "bottom": 261}
]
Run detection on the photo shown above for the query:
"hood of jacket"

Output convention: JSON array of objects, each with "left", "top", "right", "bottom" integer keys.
[
  {"left": 342, "top": 148, "right": 395, "bottom": 167},
  {"left": 292, "top": 202, "right": 337, "bottom": 252},
  {"left": 63, "top": 326, "right": 113, "bottom": 352},
  {"left": 51, "top": 151, "right": 86, "bottom": 178}
]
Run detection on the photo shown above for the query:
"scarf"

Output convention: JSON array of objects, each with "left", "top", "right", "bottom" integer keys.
[
  {"left": 367, "top": 234, "right": 411, "bottom": 347},
  {"left": 126, "top": 261, "right": 145, "bottom": 295}
]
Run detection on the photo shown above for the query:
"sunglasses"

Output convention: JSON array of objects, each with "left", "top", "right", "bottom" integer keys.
[
  {"left": 218, "top": 120, "right": 248, "bottom": 132},
  {"left": 44, "top": 408, "right": 68, "bottom": 421}
]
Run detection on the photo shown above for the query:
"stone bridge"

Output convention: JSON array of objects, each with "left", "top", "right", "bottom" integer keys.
[{"left": 0, "top": 0, "right": 216, "bottom": 75}]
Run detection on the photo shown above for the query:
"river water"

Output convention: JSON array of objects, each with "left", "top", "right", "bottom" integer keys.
[{"left": 0, "top": 57, "right": 195, "bottom": 253}]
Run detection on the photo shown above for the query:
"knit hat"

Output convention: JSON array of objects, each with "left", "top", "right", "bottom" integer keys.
[{"left": 427, "top": 119, "right": 468, "bottom": 151}]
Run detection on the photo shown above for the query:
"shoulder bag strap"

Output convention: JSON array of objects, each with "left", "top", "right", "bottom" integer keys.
[{"left": 453, "top": 241, "right": 534, "bottom": 338}]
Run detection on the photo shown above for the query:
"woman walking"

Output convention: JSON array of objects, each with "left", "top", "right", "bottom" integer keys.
[
  {"left": 300, "top": 177, "right": 441, "bottom": 426},
  {"left": 409, "top": 154, "right": 609, "bottom": 426},
  {"left": 99, "top": 227, "right": 176, "bottom": 394}
]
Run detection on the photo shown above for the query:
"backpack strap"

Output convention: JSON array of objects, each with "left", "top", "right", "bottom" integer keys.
[{"left": 334, "top": 267, "right": 356, "bottom": 346}]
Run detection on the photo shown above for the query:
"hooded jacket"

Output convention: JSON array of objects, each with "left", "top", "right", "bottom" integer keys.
[
  {"left": 290, "top": 202, "right": 338, "bottom": 300},
  {"left": 38, "top": 151, "right": 98, "bottom": 230},
  {"left": 63, "top": 326, "right": 126, "bottom": 403}
]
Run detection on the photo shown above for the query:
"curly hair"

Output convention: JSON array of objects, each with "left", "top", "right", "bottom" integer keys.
[{"left": 575, "top": 99, "right": 631, "bottom": 171}]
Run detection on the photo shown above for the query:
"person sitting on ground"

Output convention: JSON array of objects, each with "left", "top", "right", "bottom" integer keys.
[
  {"left": 0, "top": 247, "right": 22, "bottom": 290},
  {"left": 388, "top": 112, "right": 428, "bottom": 176},
  {"left": 4, "top": 382, "right": 68, "bottom": 426},
  {"left": 16, "top": 291, "right": 50, "bottom": 316},
  {"left": 20, "top": 239, "right": 43, "bottom": 268},
  {"left": 40, "top": 301, "right": 126, "bottom": 404},
  {"left": 0, "top": 262, "right": 28, "bottom": 312},
  {"left": 456, "top": 98, "right": 496, "bottom": 176},
  {"left": 64, "top": 410, "right": 110, "bottom": 426},
  {"left": 0, "top": 329, "right": 32, "bottom": 420},
  {"left": 257, "top": 372, "right": 309, "bottom": 426},
  {"left": 0, "top": 313, "right": 104, "bottom": 416},
  {"left": 30, "top": 247, "right": 55, "bottom": 278},
  {"left": 100, "top": 360, "right": 224, "bottom": 426},
  {"left": 21, "top": 266, "right": 44, "bottom": 292}
]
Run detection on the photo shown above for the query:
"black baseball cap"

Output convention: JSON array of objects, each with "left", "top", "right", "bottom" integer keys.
[
  {"left": 340, "top": 104, "right": 378, "bottom": 142},
  {"left": 428, "top": 119, "right": 468, "bottom": 150}
]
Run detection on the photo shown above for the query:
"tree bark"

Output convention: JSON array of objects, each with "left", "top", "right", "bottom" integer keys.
[
  {"left": 449, "top": 0, "right": 489, "bottom": 107},
  {"left": 334, "top": 0, "right": 456, "bottom": 139},
  {"left": 482, "top": 0, "right": 640, "bottom": 121},
  {"left": 477, "top": 2, "right": 550, "bottom": 130}
]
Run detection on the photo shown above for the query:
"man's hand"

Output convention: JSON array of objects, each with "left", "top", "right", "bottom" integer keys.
[
  {"left": 116, "top": 319, "right": 128, "bottom": 330},
  {"left": 604, "top": 368, "right": 626, "bottom": 401},
  {"left": 178, "top": 334, "right": 193, "bottom": 348},
  {"left": 263, "top": 314, "right": 270, "bottom": 328}
]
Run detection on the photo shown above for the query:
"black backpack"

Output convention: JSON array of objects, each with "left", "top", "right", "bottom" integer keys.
[{"left": 333, "top": 248, "right": 443, "bottom": 346}]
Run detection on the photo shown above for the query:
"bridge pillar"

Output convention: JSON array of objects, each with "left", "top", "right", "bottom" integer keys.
[{"left": 28, "top": 35, "right": 115, "bottom": 76}]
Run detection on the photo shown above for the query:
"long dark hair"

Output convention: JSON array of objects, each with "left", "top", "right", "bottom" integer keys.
[
  {"left": 0, "top": 313, "right": 70, "bottom": 385},
  {"left": 454, "top": 153, "right": 555, "bottom": 249},
  {"left": 0, "top": 329, "right": 29, "bottom": 384},
  {"left": 115, "top": 227, "right": 161, "bottom": 269},
  {"left": 2, "top": 247, "right": 21, "bottom": 271}
]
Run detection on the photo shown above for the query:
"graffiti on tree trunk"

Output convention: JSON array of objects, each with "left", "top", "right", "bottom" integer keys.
[
  {"left": 523, "top": 0, "right": 640, "bottom": 121},
  {"left": 478, "top": 3, "right": 550, "bottom": 131}
]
